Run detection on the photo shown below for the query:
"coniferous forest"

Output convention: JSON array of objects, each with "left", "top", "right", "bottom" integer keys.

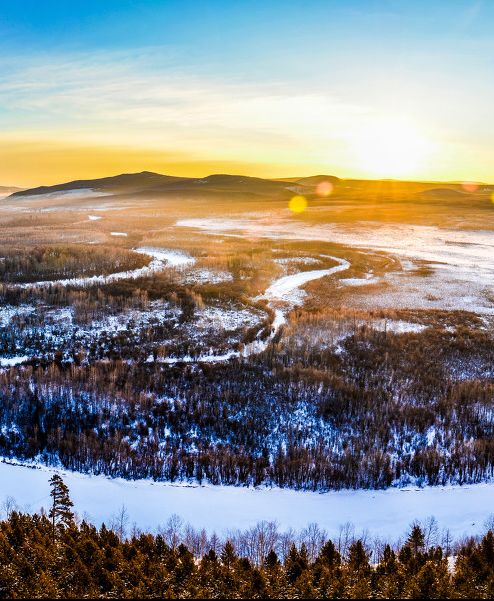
[{"left": 1, "top": 475, "right": 494, "bottom": 599}]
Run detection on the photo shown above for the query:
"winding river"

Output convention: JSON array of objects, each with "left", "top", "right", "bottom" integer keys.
[
  {"left": 161, "top": 254, "right": 350, "bottom": 363},
  {"left": 8, "top": 247, "right": 350, "bottom": 364}
]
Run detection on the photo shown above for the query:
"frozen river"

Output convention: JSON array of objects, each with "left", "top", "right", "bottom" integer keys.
[{"left": 1, "top": 461, "right": 492, "bottom": 541}]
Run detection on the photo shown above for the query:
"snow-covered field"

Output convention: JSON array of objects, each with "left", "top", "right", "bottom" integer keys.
[
  {"left": 178, "top": 217, "right": 494, "bottom": 314},
  {"left": 1, "top": 460, "right": 492, "bottom": 541}
]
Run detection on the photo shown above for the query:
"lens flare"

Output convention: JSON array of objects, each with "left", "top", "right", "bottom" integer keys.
[
  {"left": 316, "top": 181, "right": 333, "bottom": 197},
  {"left": 490, "top": 191, "right": 494, "bottom": 204},
  {"left": 289, "top": 195, "right": 307, "bottom": 213}
]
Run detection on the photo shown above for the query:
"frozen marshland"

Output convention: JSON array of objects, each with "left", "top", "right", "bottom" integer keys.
[{"left": 1, "top": 195, "right": 494, "bottom": 541}]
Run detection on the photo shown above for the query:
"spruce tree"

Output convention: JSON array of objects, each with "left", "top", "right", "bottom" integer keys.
[{"left": 48, "top": 474, "right": 74, "bottom": 540}]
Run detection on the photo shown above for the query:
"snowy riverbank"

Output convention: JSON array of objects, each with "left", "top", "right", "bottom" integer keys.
[
  {"left": 17, "top": 247, "right": 194, "bottom": 289},
  {"left": 1, "top": 460, "right": 492, "bottom": 541}
]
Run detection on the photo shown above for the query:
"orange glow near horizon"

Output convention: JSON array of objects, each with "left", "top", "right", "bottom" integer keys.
[{"left": 0, "top": 126, "right": 489, "bottom": 189}]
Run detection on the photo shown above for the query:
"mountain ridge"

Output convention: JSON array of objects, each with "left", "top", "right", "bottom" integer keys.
[{"left": 7, "top": 171, "right": 491, "bottom": 200}]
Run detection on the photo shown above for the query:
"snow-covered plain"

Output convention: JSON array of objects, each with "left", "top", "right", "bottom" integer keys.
[
  {"left": 178, "top": 217, "right": 494, "bottom": 314},
  {"left": 1, "top": 460, "right": 492, "bottom": 541}
]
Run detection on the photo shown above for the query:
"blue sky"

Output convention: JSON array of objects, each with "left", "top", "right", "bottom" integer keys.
[{"left": 1, "top": 1, "right": 493, "bottom": 185}]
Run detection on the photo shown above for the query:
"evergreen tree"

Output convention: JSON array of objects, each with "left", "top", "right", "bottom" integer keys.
[
  {"left": 48, "top": 474, "right": 74, "bottom": 540},
  {"left": 406, "top": 524, "right": 425, "bottom": 555},
  {"left": 317, "top": 539, "right": 341, "bottom": 569}
]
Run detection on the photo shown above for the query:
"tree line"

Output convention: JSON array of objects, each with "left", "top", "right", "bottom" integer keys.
[{"left": 0, "top": 245, "right": 150, "bottom": 283}]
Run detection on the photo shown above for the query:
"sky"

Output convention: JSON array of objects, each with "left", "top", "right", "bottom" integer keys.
[{"left": 1, "top": 0, "right": 493, "bottom": 186}]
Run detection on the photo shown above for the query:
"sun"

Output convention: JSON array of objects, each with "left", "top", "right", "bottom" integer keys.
[{"left": 351, "top": 118, "right": 432, "bottom": 178}]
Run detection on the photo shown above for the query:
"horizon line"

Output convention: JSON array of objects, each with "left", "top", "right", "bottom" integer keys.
[{"left": 7, "top": 169, "right": 492, "bottom": 191}]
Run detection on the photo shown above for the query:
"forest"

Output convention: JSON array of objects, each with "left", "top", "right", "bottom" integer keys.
[
  {"left": 1, "top": 475, "right": 494, "bottom": 599},
  {"left": 0, "top": 304, "right": 493, "bottom": 490},
  {"left": 0, "top": 245, "right": 149, "bottom": 283}
]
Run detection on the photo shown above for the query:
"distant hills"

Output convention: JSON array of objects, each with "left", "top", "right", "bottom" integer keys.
[
  {"left": 0, "top": 186, "right": 24, "bottom": 197},
  {"left": 8, "top": 171, "right": 302, "bottom": 200},
  {"left": 6, "top": 171, "right": 492, "bottom": 202},
  {"left": 8, "top": 172, "right": 187, "bottom": 198}
]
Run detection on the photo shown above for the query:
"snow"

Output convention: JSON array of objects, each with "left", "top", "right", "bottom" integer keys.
[
  {"left": 0, "top": 356, "right": 29, "bottom": 367},
  {"left": 372, "top": 319, "right": 427, "bottom": 334},
  {"left": 110, "top": 231, "right": 128, "bottom": 237},
  {"left": 1, "top": 460, "right": 492, "bottom": 541},
  {"left": 262, "top": 257, "right": 350, "bottom": 305},
  {"left": 275, "top": 257, "right": 322, "bottom": 266},
  {"left": 88, "top": 215, "right": 101, "bottom": 221},
  {"left": 340, "top": 276, "right": 380, "bottom": 286},
  {"left": 0, "top": 305, "right": 35, "bottom": 326},
  {"left": 197, "top": 306, "right": 261, "bottom": 331},
  {"left": 178, "top": 217, "right": 494, "bottom": 315},
  {"left": 183, "top": 268, "right": 233, "bottom": 285},
  {"left": 13, "top": 247, "right": 195, "bottom": 289},
  {"left": 136, "top": 247, "right": 195, "bottom": 268},
  {"left": 12, "top": 188, "right": 112, "bottom": 200}
]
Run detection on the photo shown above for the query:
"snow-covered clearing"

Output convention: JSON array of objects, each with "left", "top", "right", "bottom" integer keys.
[
  {"left": 0, "top": 304, "right": 34, "bottom": 326},
  {"left": 374, "top": 320, "right": 427, "bottom": 334},
  {"left": 340, "top": 276, "right": 380, "bottom": 286},
  {"left": 183, "top": 268, "right": 233, "bottom": 285},
  {"left": 88, "top": 214, "right": 101, "bottom": 221},
  {"left": 275, "top": 257, "right": 322, "bottom": 266},
  {"left": 1, "top": 460, "right": 492, "bottom": 541}
]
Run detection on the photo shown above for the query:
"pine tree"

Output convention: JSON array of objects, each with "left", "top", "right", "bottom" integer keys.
[
  {"left": 220, "top": 540, "right": 237, "bottom": 569},
  {"left": 347, "top": 540, "right": 370, "bottom": 574},
  {"left": 48, "top": 474, "right": 74, "bottom": 540},
  {"left": 406, "top": 524, "right": 425, "bottom": 555}
]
